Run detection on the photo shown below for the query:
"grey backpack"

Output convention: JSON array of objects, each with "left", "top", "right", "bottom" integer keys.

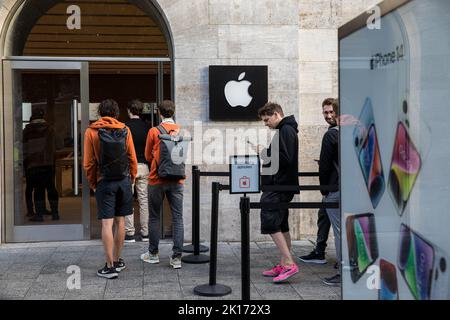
[{"left": 156, "top": 125, "right": 191, "bottom": 180}]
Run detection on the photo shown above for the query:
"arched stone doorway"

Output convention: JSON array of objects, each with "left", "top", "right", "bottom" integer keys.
[{"left": 0, "top": 0, "right": 174, "bottom": 242}]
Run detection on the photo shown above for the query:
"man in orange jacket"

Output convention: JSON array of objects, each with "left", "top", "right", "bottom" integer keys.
[
  {"left": 140, "top": 100, "right": 185, "bottom": 269},
  {"left": 83, "top": 99, "right": 138, "bottom": 279}
]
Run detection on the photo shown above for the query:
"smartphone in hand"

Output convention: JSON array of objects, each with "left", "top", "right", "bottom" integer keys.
[{"left": 247, "top": 140, "right": 262, "bottom": 153}]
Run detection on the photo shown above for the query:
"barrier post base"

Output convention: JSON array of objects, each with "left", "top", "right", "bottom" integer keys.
[
  {"left": 182, "top": 244, "right": 209, "bottom": 253},
  {"left": 194, "top": 284, "right": 232, "bottom": 297},
  {"left": 181, "top": 254, "right": 210, "bottom": 264}
]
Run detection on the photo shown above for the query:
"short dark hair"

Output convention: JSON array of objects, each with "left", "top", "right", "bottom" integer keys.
[
  {"left": 158, "top": 100, "right": 175, "bottom": 118},
  {"left": 127, "top": 99, "right": 143, "bottom": 116},
  {"left": 258, "top": 102, "right": 284, "bottom": 118},
  {"left": 322, "top": 98, "right": 339, "bottom": 114},
  {"left": 98, "top": 99, "right": 120, "bottom": 119}
]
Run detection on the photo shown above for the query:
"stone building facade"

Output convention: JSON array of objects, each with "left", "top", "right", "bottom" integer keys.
[{"left": 0, "top": 0, "right": 381, "bottom": 243}]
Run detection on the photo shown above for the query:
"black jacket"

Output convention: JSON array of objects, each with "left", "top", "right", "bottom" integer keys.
[
  {"left": 261, "top": 115, "right": 299, "bottom": 191},
  {"left": 319, "top": 125, "right": 339, "bottom": 195},
  {"left": 23, "top": 119, "right": 55, "bottom": 170},
  {"left": 125, "top": 118, "right": 151, "bottom": 164}
]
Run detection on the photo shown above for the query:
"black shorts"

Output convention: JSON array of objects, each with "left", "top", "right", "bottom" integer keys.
[
  {"left": 260, "top": 192, "right": 294, "bottom": 235},
  {"left": 95, "top": 177, "right": 133, "bottom": 220}
]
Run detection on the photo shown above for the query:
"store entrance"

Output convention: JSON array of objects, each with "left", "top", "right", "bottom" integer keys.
[
  {"left": 3, "top": 60, "right": 90, "bottom": 242},
  {"left": 2, "top": 58, "right": 172, "bottom": 242}
]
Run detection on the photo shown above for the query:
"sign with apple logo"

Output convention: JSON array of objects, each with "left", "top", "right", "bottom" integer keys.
[{"left": 209, "top": 65, "right": 268, "bottom": 121}]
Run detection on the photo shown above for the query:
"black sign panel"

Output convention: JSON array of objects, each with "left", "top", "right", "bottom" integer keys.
[{"left": 209, "top": 66, "right": 268, "bottom": 121}]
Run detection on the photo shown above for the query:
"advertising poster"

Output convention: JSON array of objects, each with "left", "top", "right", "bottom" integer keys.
[{"left": 339, "top": 0, "right": 450, "bottom": 299}]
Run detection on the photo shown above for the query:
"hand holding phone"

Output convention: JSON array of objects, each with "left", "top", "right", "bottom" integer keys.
[{"left": 247, "top": 140, "right": 263, "bottom": 153}]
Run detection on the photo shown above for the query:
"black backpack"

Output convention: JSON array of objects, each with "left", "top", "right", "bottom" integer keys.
[
  {"left": 98, "top": 128, "right": 129, "bottom": 180},
  {"left": 156, "top": 125, "right": 191, "bottom": 180}
]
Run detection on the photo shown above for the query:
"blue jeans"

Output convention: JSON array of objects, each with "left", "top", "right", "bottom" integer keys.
[{"left": 148, "top": 183, "right": 184, "bottom": 257}]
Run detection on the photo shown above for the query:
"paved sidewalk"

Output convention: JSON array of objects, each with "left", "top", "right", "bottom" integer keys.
[{"left": 0, "top": 240, "right": 340, "bottom": 300}]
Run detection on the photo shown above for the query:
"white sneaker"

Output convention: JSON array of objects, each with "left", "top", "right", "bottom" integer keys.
[
  {"left": 170, "top": 256, "right": 182, "bottom": 269},
  {"left": 141, "top": 251, "right": 159, "bottom": 264}
]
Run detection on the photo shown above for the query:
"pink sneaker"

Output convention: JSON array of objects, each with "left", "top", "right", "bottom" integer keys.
[
  {"left": 273, "top": 264, "right": 299, "bottom": 283},
  {"left": 262, "top": 265, "right": 284, "bottom": 277}
]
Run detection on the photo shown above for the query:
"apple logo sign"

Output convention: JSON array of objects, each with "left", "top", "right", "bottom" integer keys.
[
  {"left": 224, "top": 72, "right": 253, "bottom": 107},
  {"left": 209, "top": 65, "right": 267, "bottom": 121}
]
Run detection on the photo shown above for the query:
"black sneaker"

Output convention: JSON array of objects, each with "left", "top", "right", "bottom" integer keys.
[
  {"left": 141, "top": 234, "right": 149, "bottom": 242},
  {"left": 97, "top": 263, "right": 118, "bottom": 279},
  {"left": 299, "top": 251, "right": 327, "bottom": 264},
  {"left": 323, "top": 274, "right": 341, "bottom": 286},
  {"left": 124, "top": 234, "right": 135, "bottom": 243},
  {"left": 113, "top": 258, "right": 126, "bottom": 272}
]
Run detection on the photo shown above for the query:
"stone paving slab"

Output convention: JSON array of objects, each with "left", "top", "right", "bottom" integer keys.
[{"left": 0, "top": 240, "right": 340, "bottom": 300}]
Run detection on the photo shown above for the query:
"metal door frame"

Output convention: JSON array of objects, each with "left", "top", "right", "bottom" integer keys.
[{"left": 2, "top": 60, "right": 90, "bottom": 242}]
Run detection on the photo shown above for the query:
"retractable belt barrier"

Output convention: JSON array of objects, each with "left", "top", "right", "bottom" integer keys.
[
  {"left": 182, "top": 166, "right": 326, "bottom": 264},
  {"left": 187, "top": 167, "right": 339, "bottom": 300}
]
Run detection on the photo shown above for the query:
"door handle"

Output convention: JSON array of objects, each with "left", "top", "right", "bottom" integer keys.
[{"left": 73, "top": 99, "right": 79, "bottom": 196}]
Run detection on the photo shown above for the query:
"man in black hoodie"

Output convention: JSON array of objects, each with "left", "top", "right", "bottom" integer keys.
[
  {"left": 299, "top": 98, "right": 338, "bottom": 265},
  {"left": 256, "top": 102, "right": 300, "bottom": 283},
  {"left": 318, "top": 98, "right": 340, "bottom": 286}
]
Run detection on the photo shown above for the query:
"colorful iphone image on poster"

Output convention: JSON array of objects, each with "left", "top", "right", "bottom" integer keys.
[
  {"left": 398, "top": 224, "right": 434, "bottom": 300},
  {"left": 345, "top": 213, "right": 379, "bottom": 283},
  {"left": 379, "top": 259, "right": 398, "bottom": 300},
  {"left": 353, "top": 98, "right": 385, "bottom": 209},
  {"left": 387, "top": 97, "right": 432, "bottom": 216},
  {"left": 388, "top": 121, "right": 421, "bottom": 215},
  {"left": 398, "top": 224, "right": 450, "bottom": 300}
]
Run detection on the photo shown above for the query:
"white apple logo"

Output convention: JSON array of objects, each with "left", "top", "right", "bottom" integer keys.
[{"left": 224, "top": 72, "right": 253, "bottom": 107}]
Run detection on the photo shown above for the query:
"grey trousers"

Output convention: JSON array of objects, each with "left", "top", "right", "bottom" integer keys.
[
  {"left": 148, "top": 183, "right": 184, "bottom": 257},
  {"left": 323, "top": 191, "right": 341, "bottom": 266}
]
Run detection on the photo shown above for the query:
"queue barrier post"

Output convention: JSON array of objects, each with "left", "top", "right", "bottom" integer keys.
[
  {"left": 194, "top": 182, "right": 232, "bottom": 297},
  {"left": 182, "top": 166, "right": 209, "bottom": 264},
  {"left": 238, "top": 199, "right": 339, "bottom": 300},
  {"left": 240, "top": 195, "right": 251, "bottom": 301}
]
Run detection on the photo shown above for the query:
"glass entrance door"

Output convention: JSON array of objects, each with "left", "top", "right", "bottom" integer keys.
[{"left": 3, "top": 60, "right": 90, "bottom": 242}]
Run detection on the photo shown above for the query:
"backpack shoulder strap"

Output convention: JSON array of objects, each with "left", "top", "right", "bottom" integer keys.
[
  {"left": 156, "top": 125, "right": 168, "bottom": 135},
  {"left": 157, "top": 124, "right": 178, "bottom": 135}
]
